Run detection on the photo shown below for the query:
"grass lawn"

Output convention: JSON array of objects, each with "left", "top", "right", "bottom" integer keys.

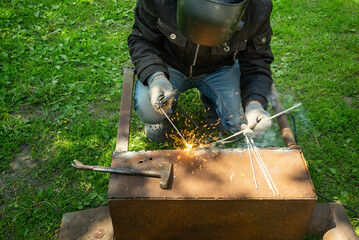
[{"left": 0, "top": 0, "right": 358, "bottom": 239}]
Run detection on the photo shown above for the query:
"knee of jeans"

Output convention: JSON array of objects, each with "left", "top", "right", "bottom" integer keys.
[
  {"left": 223, "top": 114, "right": 243, "bottom": 132},
  {"left": 134, "top": 103, "right": 166, "bottom": 124},
  {"left": 133, "top": 80, "right": 166, "bottom": 124}
]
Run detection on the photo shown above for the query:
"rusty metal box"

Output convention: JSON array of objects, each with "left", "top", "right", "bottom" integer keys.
[{"left": 108, "top": 148, "right": 316, "bottom": 240}]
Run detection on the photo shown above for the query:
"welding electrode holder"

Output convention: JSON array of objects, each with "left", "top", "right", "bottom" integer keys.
[{"left": 155, "top": 89, "right": 178, "bottom": 110}]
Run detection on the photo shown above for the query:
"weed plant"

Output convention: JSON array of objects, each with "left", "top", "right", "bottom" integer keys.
[{"left": 0, "top": 0, "right": 358, "bottom": 239}]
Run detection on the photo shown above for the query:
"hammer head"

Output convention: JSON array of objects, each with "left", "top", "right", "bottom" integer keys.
[{"left": 158, "top": 162, "right": 173, "bottom": 189}]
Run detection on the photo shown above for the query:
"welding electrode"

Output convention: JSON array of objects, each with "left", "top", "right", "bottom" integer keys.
[
  {"left": 155, "top": 90, "right": 189, "bottom": 146},
  {"left": 209, "top": 103, "right": 303, "bottom": 146}
]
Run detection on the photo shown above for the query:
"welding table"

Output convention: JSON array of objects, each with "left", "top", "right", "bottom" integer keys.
[{"left": 59, "top": 67, "right": 358, "bottom": 240}]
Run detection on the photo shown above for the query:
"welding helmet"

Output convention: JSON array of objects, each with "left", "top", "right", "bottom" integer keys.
[{"left": 177, "top": 0, "right": 249, "bottom": 46}]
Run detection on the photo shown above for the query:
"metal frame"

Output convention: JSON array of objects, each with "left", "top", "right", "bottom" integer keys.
[
  {"left": 108, "top": 66, "right": 358, "bottom": 240},
  {"left": 114, "top": 66, "right": 135, "bottom": 153},
  {"left": 270, "top": 84, "right": 298, "bottom": 148}
]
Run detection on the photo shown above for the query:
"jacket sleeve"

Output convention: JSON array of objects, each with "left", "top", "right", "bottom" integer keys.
[
  {"left": 128, "top": 0, "right": 169, "bottom": 85},
  {"left": 238, "top": 2, "right": 274, "bottom": 109}
]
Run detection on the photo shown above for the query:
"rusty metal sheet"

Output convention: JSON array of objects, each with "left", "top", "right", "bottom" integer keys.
[
  {"left": 108, "top": 148, "right": 316, "bottom": 200},
  {"left": 109, "top": 199, "right": 314, "bottom": 240},
  {"left": 107, "top": 74, "right": 316, "bottom": 239},
  {"left": 107, "top": 148, "right": 316, "bottom": 240},
  {"left": 58, "top": 206, "right": 113, "bottom": 240}
]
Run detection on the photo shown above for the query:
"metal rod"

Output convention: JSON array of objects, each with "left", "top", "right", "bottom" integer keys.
[
  {"left": 208, "top": 103, "right": 302, "bottom": 146},
  {"left": 159, "top": 107, "right": 188, "bottom": 146},
  {"left": 267, "top": 103, "right": 302, "bottom": 121},
  {"left": 250, "top": 138, "right": 280, "bottom": 195},
  {"left": 205, "top": 128, "right": 245, "bottom": 147},
  {"left": 246, "top": 136, "right": 258, "bottom": 189},
  {"left": 247, "top": 137, "right": 276, "bottom": 196},
  {"left": 192, "top": 44, "right": 200, "bottom": 67},
  {"left": 251, "top": 141, "right": 279, "bottom": 195}
]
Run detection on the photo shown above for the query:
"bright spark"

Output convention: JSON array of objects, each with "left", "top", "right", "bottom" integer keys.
[{"left": 184, "top": 143, "right": 193, "bottom": 151}]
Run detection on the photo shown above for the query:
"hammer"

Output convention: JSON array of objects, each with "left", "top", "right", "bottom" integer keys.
[{"left": 72, "top": 160, "right": 173, "bottom": 189}]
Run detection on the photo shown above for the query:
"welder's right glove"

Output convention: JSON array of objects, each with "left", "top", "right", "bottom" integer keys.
[
  {"left": 148, "top": 75, "right": 174, "bottom": 115},
  {"left": 241, "top": 102, "right": 272, "bottom": 138}
]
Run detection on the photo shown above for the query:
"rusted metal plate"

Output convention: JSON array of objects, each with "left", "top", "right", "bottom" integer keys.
[
  {"left": 109, "top": 199, "right": 314, "bottom": 240},
  {"left": 107, "top": 148, "right": 316, "bottom": 240},
  {"left": 108, "top": 148, "right": 316, "bottom": 199},
  {"left": 58, "top": 206, "right": 113, "bottom": 240}
]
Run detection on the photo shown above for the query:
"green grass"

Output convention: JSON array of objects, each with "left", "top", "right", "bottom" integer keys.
[{"left": 0, "top": 0, "right": 358, "bottom": 239}]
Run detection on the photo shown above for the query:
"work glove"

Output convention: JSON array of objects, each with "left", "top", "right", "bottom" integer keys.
[
  {"left": 148, "top": 75, "right": 174, "bottom": 115},
  {"left": 241, "top": 102, "right": 272, "bottom": 138}
]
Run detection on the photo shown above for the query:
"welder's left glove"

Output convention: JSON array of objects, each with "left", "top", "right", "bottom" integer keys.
[
  {"left": 148, "top": 74, "right": 173, "bottom": 115},
  {"left": 241, "top": 102, "right": 272, "bottom": 138}
]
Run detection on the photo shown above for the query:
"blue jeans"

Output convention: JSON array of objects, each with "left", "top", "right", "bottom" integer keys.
[{"left": 133, "top": 62, "right": 245, "bottom": 132}]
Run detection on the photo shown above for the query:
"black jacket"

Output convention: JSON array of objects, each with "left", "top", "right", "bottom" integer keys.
[{"left": 128, "top": 0, "right": 274, "bottom": 108}]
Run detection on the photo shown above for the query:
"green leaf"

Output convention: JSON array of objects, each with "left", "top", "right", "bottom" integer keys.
[
  {"left": 52, "top": 104, "right": 59, "bottom": 111},
  {"left": 329, "top": 168, "right": 337, "bottom": 175},
  {"left": 89, "top": 192, "right": 98, "bottom": 200},
  {"left": 34, "top": 25, "right": 41, "bottom": 31}
]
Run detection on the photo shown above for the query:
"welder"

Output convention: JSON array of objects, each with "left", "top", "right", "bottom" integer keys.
[{"left": 128, "top": 0, "right": 274, "bottom": 142}]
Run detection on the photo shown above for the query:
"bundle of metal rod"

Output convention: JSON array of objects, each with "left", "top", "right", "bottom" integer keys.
[
  {"left": 246, "top": 136, "right": 258, "bottom": 189},
  {"left": 207, "top": 103, "right": 302, "bottom": 147},
  {"left": 245, "top": 136, "right": 280, "bottom": 196}
]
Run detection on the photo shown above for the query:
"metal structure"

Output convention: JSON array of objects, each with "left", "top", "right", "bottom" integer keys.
[
  {"left": 59, "top": 66, "right": 358, "bottom": 240},
  {"left": 108, "top": 148, "right": 317, "bottom": 240},
  {"left": 105, "top": 67, "right": 358, "bottom": 240}
]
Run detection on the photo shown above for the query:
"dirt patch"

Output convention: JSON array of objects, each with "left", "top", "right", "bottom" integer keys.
[
  {"left": 343, "top": 96, "right": 353, "bottom": 107},
  {"left": 343, "top": 96, "right": 359, "bottom": 108},
  {"left": 88, "top": 100, "right": 119, "bottom": 120},
  {"left": 14, "top": 104, "right": 45, "bottom": 121},
  {"left": 1, "top": 145, "right": 38, "bottom": 210},
  {"left": 9, "top": 145, "right": 37, "bottom": 171}
]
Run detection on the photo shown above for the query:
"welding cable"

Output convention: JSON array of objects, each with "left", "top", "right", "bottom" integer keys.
[
  {"left": 286, "top": 113, "right": 298, "bottom": 144},
  {"left": 315, "top": 191, "right": 359, "bottom": 220},
  {"left": 288, "top": 115, "right": 358, "bottom": 219}
]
